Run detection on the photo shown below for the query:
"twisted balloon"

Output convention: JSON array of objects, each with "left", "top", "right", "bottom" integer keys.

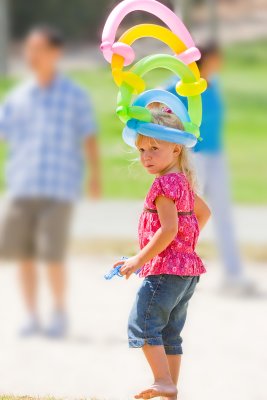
[{"left": 100, "top": 0, "right": 207, "bottom": 148}]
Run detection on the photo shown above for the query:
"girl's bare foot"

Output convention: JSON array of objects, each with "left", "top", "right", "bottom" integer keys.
[{"left": 135, "top": 381, "right": 177, "bottom": 399}]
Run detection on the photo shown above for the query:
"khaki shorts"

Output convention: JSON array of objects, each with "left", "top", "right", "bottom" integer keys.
[{"left": 0, "top": 198, "right": 73, "bottom": 263}]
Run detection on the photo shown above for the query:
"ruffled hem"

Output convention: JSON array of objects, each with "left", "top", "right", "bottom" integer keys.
[{"left": 139, "top": 252, "right": 206, "bottom": 278}]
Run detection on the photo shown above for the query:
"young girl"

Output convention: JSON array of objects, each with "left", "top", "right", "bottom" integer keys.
[{"left": 113, "top": 102, "right": 211, "bottom": 399}]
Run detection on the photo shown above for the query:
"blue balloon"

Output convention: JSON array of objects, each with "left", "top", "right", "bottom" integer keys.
[
  {"left": 132, "top": 89, "right": 190, "bottom": 122},
  {"left": 122, "top": 89, "right": 197, "bottom": 148}
]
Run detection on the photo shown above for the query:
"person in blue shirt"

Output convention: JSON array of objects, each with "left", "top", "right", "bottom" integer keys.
[
  {"left": 0, "top": 26, "right": 101, "bottom": 336},
  {"left": 165, "top": 43, "right": 253, "bottom": 294},
  {"left": 165, "top": 43, "right": 224, "bottom": 153}
]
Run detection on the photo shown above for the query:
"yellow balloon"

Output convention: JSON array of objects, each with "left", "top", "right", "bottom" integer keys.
[
  {"left": 112, "top": 68, "right": 146, "bottom": 94},
  {"left": 176, "top": 78, "right": 207, "bottom": 97},
  {"left": 111, "top": 24, "right": 200, "bottom": 80}
]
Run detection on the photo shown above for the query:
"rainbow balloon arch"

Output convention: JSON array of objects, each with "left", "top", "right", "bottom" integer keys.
[{"left": 100, "top": 0, "right": 207, "bottom": 148}]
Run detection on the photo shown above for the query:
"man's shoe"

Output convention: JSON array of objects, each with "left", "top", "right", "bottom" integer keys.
[
  {"left": 19, "top": 314, "right": 40, "bottom": 337},
  {"left": 44, "top": 311, "right": 68, "bottom": 338}
]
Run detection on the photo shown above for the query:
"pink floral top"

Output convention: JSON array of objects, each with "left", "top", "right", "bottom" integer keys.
[{"left": 138, "top": 172, "right": 206, "bottom": 277}]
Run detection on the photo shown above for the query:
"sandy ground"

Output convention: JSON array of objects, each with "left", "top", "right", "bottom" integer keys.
[{"left": 0, "top": 255, "right": 266, "bottom": 400}]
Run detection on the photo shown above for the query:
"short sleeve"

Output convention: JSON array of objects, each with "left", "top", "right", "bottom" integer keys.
[
  {"left": 148, "top": 174, "right": 181, "bottom": 205},
  {"left": 75, "top": 90, "right": 98, "bottom": 138}
]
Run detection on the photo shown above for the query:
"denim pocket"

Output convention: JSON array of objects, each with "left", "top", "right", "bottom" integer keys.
[{"left": 180, "top": 275, "right": 192, "bottom": 280}]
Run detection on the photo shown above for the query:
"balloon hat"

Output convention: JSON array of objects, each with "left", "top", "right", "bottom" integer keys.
[
  {"left": 122, "top": 90, "right": 197, "bottom": 148},
  {"left": 100, "top": 0, "right": 207, "bottom": 148}
]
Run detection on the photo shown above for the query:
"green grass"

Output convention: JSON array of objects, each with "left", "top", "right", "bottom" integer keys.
[
  {"left": 0, "top": 39, "right": 267, "bottom": 203},
  {"left": 222, "top": 40, "right": 267, "bottom": 203}
]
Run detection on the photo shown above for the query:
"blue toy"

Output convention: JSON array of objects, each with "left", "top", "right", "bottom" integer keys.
[{"left": 104, "top": 257, "right": 141, "bottom": 280}]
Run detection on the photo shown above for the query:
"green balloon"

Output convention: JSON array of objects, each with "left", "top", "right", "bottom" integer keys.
[
  {"left": 117, "top": 83, "right": 133, "bottom": 123},
  {"left": 132, "top": 54, "right": 195, "bottom": 82},
  {"left": 116, "top": 54, "right": 203, "bottom": 128}
]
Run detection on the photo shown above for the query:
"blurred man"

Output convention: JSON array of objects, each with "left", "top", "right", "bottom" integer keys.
[
  {"left": 165, "top": 43, "right": 253, "bottom": 294},
  {"left": 0, "top": 26, "right": 101, "bottom": 336}
]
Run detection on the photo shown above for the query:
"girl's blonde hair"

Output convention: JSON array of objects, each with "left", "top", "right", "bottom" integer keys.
[{"left": 137, "top": 102, "right": 197, "bottom": 190}]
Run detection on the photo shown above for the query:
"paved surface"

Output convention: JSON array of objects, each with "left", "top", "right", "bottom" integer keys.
[
  {"left": 0, "top": 255, "right": 266, "bottom": 400},
  {"left": 70, "top": 200, "right": 267, "bottom": 245},
  {"left": 1, "top": 198, "right": 266, "bottom": 247}
]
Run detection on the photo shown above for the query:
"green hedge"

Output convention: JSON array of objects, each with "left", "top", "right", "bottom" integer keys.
[{"left": 10, "top": 0, "right": 174, "bottom": 41}]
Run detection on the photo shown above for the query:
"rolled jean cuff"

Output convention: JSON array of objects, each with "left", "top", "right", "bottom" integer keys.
[
  {"left": 164, "top": 345, "right": 183, "bottom": 355},
  {"left": 128, "top": 337, "right": 164, "bottom": 348}
]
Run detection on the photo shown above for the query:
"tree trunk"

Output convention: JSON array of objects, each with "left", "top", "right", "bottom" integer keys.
[{"left": 0, "top": 0, "right": 9, "bottom": 76}]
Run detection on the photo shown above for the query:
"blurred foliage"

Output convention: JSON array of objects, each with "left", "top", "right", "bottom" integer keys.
[
  {"left": 11, "top": 0, "right": 112, "bottom": 41},
  {"left": 10, "top": 0, "right": 173, "bottom": 41},
  {"left": 222, "top": 40, "right": 267, "bottom": 204}
]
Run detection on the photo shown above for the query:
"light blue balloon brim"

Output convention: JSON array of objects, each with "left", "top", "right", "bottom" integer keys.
[
  {"left": 123, "top": 120, "right": 197, "bottom": 148},
  {"left": 122, "top": 89, "right": 197, "bottom": 148},
  {"left": 132, "top": 89, "right": 190, "bottom": 123}
]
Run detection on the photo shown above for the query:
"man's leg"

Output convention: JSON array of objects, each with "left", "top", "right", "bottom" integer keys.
[
  {"left": 18, "top": 259, "right": 40, "bottom": 335},
  {"left": 19, "top": 259, "right": 38, "bottom": 314},
  {"left": 45, "top": 262, "right": 67, "bottom": 337},
  {"left": 46, "top": 262, "right": 66, "bottom": 312},
  {"left": 205, "top": 153, "right": 244, "bottom": 280},
  {"left": 37, "top": 199, "right": 72, "bottom": 336},
  {"left": 192, "top": 152, "right": 243, "bottom": 280},
  {"left": 0, "top": 198, "right": 40, "bottom": 335}
]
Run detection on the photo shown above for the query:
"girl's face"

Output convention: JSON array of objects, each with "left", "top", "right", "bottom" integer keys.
[{"left": 136, "top": 135, "right": 181, "bottom": 175}]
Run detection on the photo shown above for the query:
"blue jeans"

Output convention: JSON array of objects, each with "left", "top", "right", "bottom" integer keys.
[{"left": 128, "top": 274, "right": 199, "bottom": 355}]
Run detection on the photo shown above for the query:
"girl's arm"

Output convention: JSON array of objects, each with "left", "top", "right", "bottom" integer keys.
[
  {"left": 114, "top": 196, "right": 178, "bottom": 279},
  {"left": 194, "top": 194, "right": 211, "bottom": 231},
  {"left": 138, "top": 195, "right": 178, "bottom": 263}
]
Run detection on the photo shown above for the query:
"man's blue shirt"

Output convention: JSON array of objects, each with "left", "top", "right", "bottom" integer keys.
[
  {"left": 0, "top": 75, "right": 97, "bottom": 201},
  {"left": 165, "top": 76, "right": 224, "bottom": 153}
]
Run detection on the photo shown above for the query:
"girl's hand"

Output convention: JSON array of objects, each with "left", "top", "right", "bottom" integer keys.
[{"left": 113, "top": 256, "right": 143, "bottom": 280}]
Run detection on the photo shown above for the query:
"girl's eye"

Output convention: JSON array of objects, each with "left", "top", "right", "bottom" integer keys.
[
  {"left": 138, "top": 148, "right": 144, "bottom": 153},
  {"left": 151, "top": 146, "right": 158, "bottom": 151}
]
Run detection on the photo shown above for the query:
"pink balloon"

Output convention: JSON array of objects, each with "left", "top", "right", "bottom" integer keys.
[
  {"left": 100, "top": 41, "right": 135, "bottom": 65},
  {"left": 101, "top": 0, "right": 196, "bottom": 65},
  {"left": 176, "top": 47, "right": 201, "bottom": 64}
]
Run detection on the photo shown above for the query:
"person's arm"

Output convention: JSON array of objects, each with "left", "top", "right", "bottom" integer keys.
[
  {"left": 113, "top": 196, "right": 178, "bottom": 279},
  {"left": 77, "top": 89, "right": 102, "bottom": 199},
  {"left": 194, "top": 193, "right": 211, "bottom": 231},
  {"left": 0, "top": 101, "right": 10, "bottom": 140},
  {"left": 84, "top": 134, "right": 102, "bottom": 199}
]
